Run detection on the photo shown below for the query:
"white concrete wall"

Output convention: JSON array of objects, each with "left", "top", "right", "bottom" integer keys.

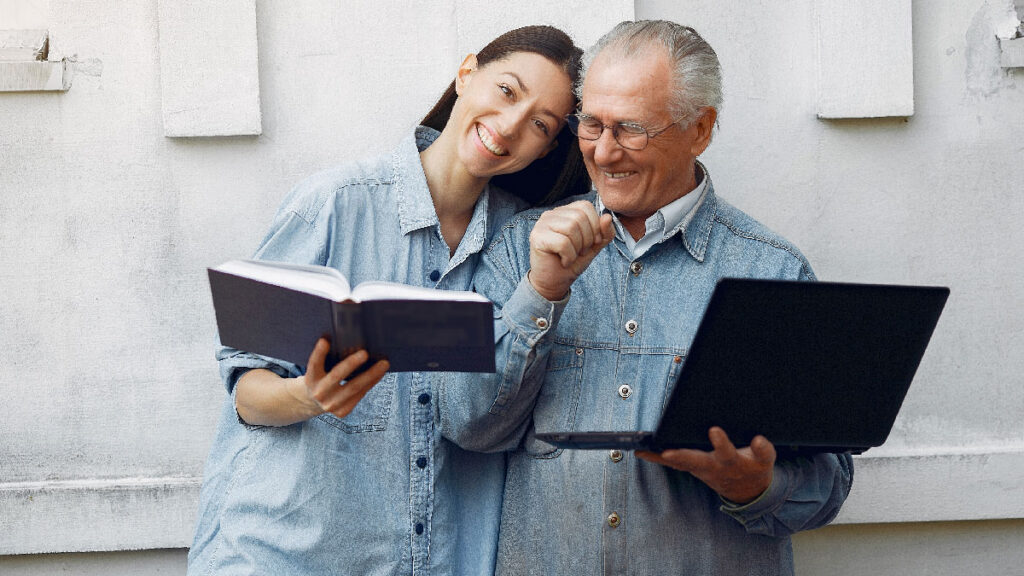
[{"left": 1, "top": 0, "right": 1022, "bottom": 574}]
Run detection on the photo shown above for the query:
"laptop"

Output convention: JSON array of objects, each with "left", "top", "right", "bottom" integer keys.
[{"left": 534, "top": 278, "right": 949, "bottom": 456}]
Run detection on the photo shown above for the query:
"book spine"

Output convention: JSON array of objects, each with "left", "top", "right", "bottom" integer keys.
[{"left": 331, "top": 301, "right": 366, "bottom": 371}]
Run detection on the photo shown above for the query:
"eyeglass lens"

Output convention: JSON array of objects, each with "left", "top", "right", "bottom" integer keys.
[{"left": 569, "top": 115, "right": 649, "bottom": 150}]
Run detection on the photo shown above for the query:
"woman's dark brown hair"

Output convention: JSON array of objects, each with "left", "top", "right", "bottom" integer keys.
[{"left": 421, "top": 25, "right": 590, "bottom": 206}]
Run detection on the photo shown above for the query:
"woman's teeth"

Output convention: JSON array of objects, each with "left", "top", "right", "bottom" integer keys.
[{"left": 477, "top": 125, "right": 508, "bottom": 156}]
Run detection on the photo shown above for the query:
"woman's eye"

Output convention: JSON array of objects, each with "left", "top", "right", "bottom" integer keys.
[
  {"left": 498, "top": 84, "right": 513, "bottom": 99},
  {"left": 533, "top": 119, "right": 550, "bottom": 135}
]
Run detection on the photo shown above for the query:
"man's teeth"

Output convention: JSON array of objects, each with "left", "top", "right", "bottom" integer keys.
[
  {"left": 477, "top": 125, "right": 508, "bottom": 156},
  {"left": 605, "top": 171, "right": 633, "bottom": 179}
]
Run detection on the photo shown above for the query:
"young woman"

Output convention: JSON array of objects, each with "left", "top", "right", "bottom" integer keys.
[{"left": 188, "top": 25, "right": 587, "bottom": 576}]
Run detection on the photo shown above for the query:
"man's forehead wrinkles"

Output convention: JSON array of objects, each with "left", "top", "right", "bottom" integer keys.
[{"left": 580, "top": 95, "right": 661, "bottom": 125}]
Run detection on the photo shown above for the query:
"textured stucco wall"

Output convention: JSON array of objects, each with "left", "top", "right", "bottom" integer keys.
[
  {"left": 637, "top": 0, "right": 1024, "bottom": 455},
  {"left": 1, "top": 0, "right": 1022, "bottom": 573}
]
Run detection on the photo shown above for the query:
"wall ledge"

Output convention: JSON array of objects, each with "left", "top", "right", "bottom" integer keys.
[
  {"left": 2, "top": 448, "right": 1023, "bottom": 554},
  {"left": 835, "top": 447, "right": 1024, "bottom": 524},
  {"left": 0, "top": 476, "right": 200, "bottom": 555}
]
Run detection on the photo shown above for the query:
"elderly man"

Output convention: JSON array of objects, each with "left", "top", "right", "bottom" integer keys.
[{"left": 443, "top": 20, "right": 852, "bottom": 575}]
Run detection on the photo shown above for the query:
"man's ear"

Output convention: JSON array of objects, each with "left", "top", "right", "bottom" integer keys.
[
  {"left": 689, "top": 107, "right": 718, "bottom": 156},
  {"left": 455, "top": 54, "right": 479, "bottom": 96}
]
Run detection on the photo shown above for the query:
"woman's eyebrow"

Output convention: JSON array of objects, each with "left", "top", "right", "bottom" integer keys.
[
  {"left": 502, "top": 72, "right": 565, "bottom": 123},
  {"left": 504, "top": 72, "right": 529, "bottom": 95}
]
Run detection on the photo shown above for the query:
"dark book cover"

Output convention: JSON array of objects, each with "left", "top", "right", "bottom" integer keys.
[{"left": 208, "top": 267, "right": 495, "bottom": 373}]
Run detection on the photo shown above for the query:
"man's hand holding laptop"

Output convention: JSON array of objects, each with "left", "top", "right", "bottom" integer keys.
[{"left": 637, "top": 426, "right": 776, "bottom": 504}]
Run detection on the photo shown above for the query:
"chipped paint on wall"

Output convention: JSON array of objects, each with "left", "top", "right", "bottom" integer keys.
[{"left": 965, "top": 0, "right": 1020, "bottom": 95}]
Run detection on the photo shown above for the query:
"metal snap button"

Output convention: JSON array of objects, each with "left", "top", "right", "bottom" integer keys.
[
  {"left": 535, "top": 317, "right": 549, "bottom": 329},
  {"left": 625, "top": 319, "right": 638, "bottom": 334},
  {"left": 607, "top": 512, "right": 621, "bottom": 528},
  {"left": 629, "top": 261, "right": 643, "bottom": 276},
  {"left": 609, "top": 449, "right": 623, "bottom": 462},
  {"left": 618, "top": 384, "right": 632, "bottom": 399}
]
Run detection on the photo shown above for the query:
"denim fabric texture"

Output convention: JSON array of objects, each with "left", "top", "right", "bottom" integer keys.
[
  {"left": 188, "top": 127, "right": 524, "bottom": 576},
  {"left": 443, "top": 165, "right": 854, "bottom": 576}
]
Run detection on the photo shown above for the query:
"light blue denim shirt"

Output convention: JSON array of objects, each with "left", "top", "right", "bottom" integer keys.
[
  {"left": 189, "top": 127, "right": 526, "bottom": 576},
  {"left": 442, "top": 165, "right": 854, "bottom": 575}
]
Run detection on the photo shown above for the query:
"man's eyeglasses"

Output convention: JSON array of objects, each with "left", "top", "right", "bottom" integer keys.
[{"left": 566, "top": 113, "right": 688, "bottom": 151}]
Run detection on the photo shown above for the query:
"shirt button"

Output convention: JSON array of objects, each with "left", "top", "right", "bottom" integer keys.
[
  {"left": 418, "top": 393, "right": 431, "bottom": 405},
  {"left": 416, "top": 456, "right": 427, "bottom": 469},
  {"left": 607, "top": 512, "right": 621, "bottom": 528},
  {"left": 629, "top": 261, "right": 643, "bottom": 276},
  {"left": 415, "top": 522, "right": 424, "bottom": 535},
  {"left": 609, "top": 449, "right": 623, "bottom": 462},
  {"left": 535, "top": 317, "right": 549, "bottom": 329},
  {"left": 428, "top": 270, "right": 441, "bottom": 282},
  {"left": 618, "top": 384, "right": 632, "bottom": 399},
  {"left": 625, "top": 319, "right": 638, "bottom": 335}
]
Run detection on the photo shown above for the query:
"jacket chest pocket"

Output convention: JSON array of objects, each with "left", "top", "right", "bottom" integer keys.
[
  {"left": 524, "top": 344, "right": 585, "bottom": 459},
  {"left": 661, "top": 352, "right": 686, "bottom": 416},
  {"left": 317, "top": 373, "right": 397, "bottom": 433}
]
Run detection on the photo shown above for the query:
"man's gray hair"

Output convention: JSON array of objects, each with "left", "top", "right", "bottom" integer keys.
[{"left": 577, "top": 20, "right": 722, "bottom": 126}]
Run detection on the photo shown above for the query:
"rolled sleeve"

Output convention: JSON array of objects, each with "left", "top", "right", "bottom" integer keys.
[
  {"left": 720, "top": 452, "right": 854, "bottom": 537},
  {"left": 215, "top": 338, "right": 301, "bottom": 388}
]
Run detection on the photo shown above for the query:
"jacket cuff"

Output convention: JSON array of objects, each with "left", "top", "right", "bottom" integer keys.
[
  {"left": 499, "top": 274, "right": 569, "bottom": 347},
  {"left": 718, "top": 463, "right": 790, "bottom": 524}
]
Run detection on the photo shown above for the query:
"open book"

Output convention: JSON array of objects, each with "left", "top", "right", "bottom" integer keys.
[{"left": 208, "top": 259, "right": 495, "bottom": 372}]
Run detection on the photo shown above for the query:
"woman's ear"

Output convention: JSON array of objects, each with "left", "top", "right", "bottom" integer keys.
[{"left": 455, "top": 54, "right": 479, "bottom": 96}]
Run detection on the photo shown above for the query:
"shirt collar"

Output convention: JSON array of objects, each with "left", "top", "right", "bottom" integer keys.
[
  {"left": 595, "top": 162, "right": 709, "bottom": 256},
  {"left": 394, "top": 126, "right": 492, "bottom": 258},
  {"left": 396, "top": 126, "right": 443, "bottom": 235}
]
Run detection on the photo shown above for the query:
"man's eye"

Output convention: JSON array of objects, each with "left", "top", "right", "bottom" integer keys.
[
  {"left": 619, "top": 123, "right": 647, "bottom": 135},
  {"left": 533, "top": 119, "right": 550, "bottom": 135}
]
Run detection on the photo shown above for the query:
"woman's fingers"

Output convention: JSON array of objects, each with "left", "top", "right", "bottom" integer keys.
[
  {"left": 304, "top": 337, "right": 332, "bottom": 380},
  {"left": 319, "top": 359, "right": 390, "bottom": 418},
  {"left": 307, "top": 349, "right": 366, "bottom": 403}
]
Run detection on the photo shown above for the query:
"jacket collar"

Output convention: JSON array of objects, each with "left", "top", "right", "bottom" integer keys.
[{"left": 673, "top": 160, "right": 716, "bottom": 263}]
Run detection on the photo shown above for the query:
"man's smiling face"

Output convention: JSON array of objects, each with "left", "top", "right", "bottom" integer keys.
[{"left": 579, "top": 47, "right": 712, "bottom": 235}]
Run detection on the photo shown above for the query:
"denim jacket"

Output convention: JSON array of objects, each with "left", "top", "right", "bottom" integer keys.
[
  {"left": 188, "top": 127, "right": 525, "bottom": 576},
  {"left": 442, "top": 168, "right": 854, "bottom": 576}
]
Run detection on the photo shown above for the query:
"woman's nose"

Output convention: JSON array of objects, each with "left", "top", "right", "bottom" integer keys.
[{"left": 497, "top": 107, "right": 531, "bottom": 140}]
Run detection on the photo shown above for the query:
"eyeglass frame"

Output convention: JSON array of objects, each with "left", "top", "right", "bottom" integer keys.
[{"left": 565, "top": 111, "right": 691, "bottom": 151}]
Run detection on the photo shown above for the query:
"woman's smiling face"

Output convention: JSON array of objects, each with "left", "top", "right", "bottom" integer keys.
[{"left": 449, "top": 51, "right": 575, "bottom": 179}]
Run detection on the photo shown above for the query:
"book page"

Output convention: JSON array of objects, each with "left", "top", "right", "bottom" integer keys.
[
  {"left": 215, "top": 260, "right": 352, "bottom": 301},
  {"left": 351, "top": 281, "right": 489, "bottom": 303}
]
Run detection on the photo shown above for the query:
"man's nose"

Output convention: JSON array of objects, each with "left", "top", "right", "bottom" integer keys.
[{"left": 591, "top": 127, "right": 623, "bottom": 164}]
